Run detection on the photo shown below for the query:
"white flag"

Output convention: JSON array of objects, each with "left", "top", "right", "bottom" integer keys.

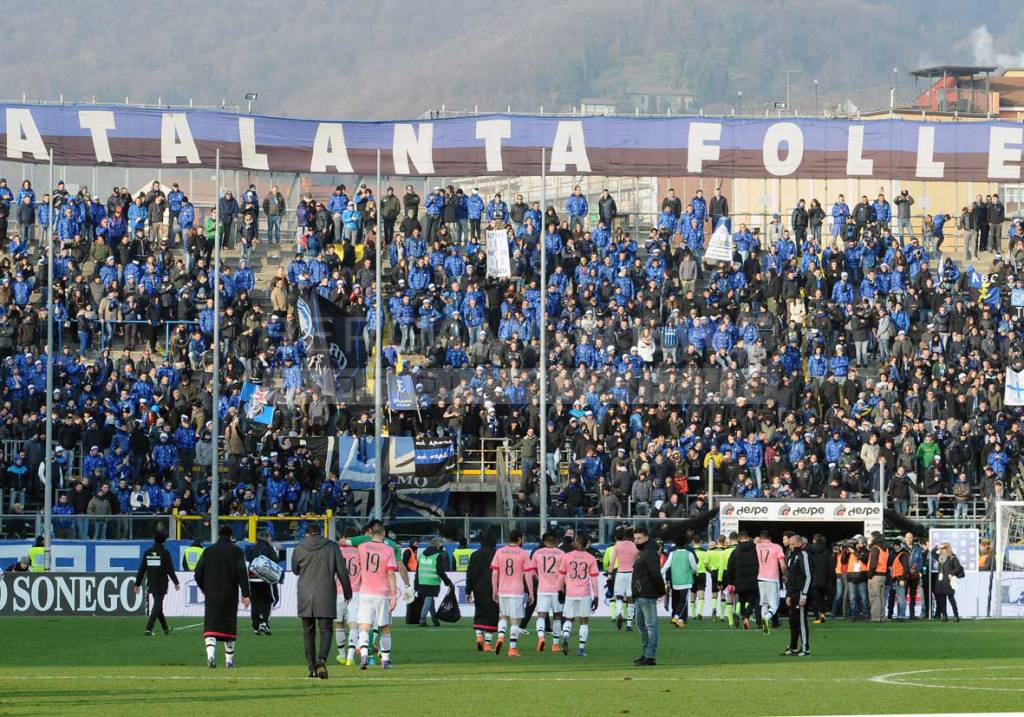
[
  {"left": 703, "top": 223, "right": 734, "bottom": 264},
  {"left": 1005, "top": 368, "right": 1024, "bottom": 406},
  {"left": 486, "top": 229, "right": 511, "bottom": 278}
]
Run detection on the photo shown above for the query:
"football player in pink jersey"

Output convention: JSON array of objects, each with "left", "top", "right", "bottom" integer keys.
[
  {"left": 609, "top": 527, "right": 640, "bottom": 631},
  {"left": 531, "top": 532, "right": 565, "bottom": 653},
  {"left": 755, "top": 530, "right": 786, "bottom": 635},
  {"left": 490, "top": 529, "right": 535, "bottom": 657},
  {"left": 559, "top": 532, "right": 600, "bottom": 657},
  {"left": 356, "top": 522, "right": 399, "bottom": 669},
  {"left": 336, "top": 529, "right": 362, "bottom": 665}
]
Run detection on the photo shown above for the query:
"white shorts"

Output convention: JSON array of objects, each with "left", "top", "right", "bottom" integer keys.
[
  {"left": 356, "top": 594, "right": 392, "bottom": 627},
  {"left": 562, "top": 597, "right": 592, "bottom": 619},
  {"left": 498, "top": 595, "right": 524, "bottom": 620},
  {"left": 536, "top": 592, "right": 562, "bottom": 615},
  {"left": 758, "top": 580, "right": 780, "bottom": 611},
  {"left": 336, "top": 594, "right": 361, "bottom": 624},
  {"left": 613, "top": 571, "right": 633, "bottom": 598}
]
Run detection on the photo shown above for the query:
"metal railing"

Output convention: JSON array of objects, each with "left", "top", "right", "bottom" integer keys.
[
  {"left": 0, "top": 512, "right": 173, "bottom": 540},
  {"left": 174, "top": 510, "right": 334, "bottom": 542}
]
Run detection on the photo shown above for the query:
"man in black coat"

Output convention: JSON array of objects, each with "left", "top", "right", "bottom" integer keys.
[
  {"left": 725, "top": 531, "right": 760, "bottom": 629},
  {"left": 195, "top": 526, "right": 251, "bottom": 668},
  {"left": 806, "top": 534, "right": 833, "bottom": 623},
  {"left": 245, "top": 530, "right": 280, "bottom": 635},
  {"left": 631, "top": 526, "right": 664, "bottom": 666},
  {"left": 465, "top": 531, "right": 499, "bottom": 652},
  {"left": 134, "top": 532, "right": 180, "bottom": 636}
]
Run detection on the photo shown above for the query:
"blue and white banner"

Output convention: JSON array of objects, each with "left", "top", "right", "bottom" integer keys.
[
  {"left": 240, "top": 381, "right": 276, "bottom": 425},
  {"left": 332, "top": 435, "right": 416, "bottom": 490},
  {"left": 387, "top": 373, "right": 418, "bottom": 412},
  {"left": 394, "top": 438, "right": 456, "bottom": 518},
  {"left": 5, "top": 103, "right": 1024, "bottom": 180}
]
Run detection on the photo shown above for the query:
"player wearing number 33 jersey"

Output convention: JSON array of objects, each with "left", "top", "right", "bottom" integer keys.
[{"left": 558, "top": 533, "right": 599, "bottom": 657}]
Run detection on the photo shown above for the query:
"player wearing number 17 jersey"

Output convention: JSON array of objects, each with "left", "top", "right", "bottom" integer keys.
[
  {"left": 531, "top": 532, "right": 565, "bottom": 654},
  {"left": 490, "top": 529, "right": 535, "bottom": 657},
  {"left": 559, "top": 533, "right": 600, "bottom": 657},
  {"left": 356, "top": 524, "right": 398, "bottom": 670},
  {"left": 755, "top": 531, "right": 786, "bottom": 635}
]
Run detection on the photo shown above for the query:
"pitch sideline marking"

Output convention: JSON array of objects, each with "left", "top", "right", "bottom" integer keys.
[
  {"left": 0, "top": 674, "right": 843, "bottom": 684},
  {"left": 870, "top": 666, "right": 1024, "bottom": 692}
]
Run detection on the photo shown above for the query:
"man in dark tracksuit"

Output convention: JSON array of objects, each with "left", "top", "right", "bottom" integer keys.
[
  {"left": 725, "top": 532, "right": 760, "bottom": 629},
  {"left": 245, "top": 530, "right": 280, "bottom": 635},
  {"left": 784, "top": 535, "right": 812, "bottom": 656},
  {"left": 135, "top": 532, "right": 180, "bottom": 635}
]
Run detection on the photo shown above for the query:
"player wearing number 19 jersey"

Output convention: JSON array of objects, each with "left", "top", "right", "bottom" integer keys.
[
  {"left": 490, "top": 529, "right": 535, "bottom": 657},
  {"left": 531, "top": 532, "right": 565, "bottom": 654},
  {"left": 356, "top": 525, "right": 398, "bottom": 670},
  {"left": 559, "top": 533, "right": 600, "bottom": 657}
]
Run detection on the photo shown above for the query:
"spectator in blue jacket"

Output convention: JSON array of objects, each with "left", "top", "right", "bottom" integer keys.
[
  {"left": 486, "top": 193, "right": 509, "bottom": 224},
  {"left": 566, "top": 185, "right": 588, "bottom": 229}
]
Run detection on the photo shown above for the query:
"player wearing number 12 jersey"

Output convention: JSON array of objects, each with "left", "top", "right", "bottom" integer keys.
[
  {"left": 490, "top": 529, "right": 535, "bottom": 657},
  {"left": 559, "top": 533, "right": 600, "bottom": 657},
  {"left": 531, "top": 532, "right": 565, "bottom": 653},
  {"left": 356, "top": 523, "right": 398, "bottom": 670}
]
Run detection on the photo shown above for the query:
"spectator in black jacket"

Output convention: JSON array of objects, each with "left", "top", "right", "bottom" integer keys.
[
  {"left": 988, "top": 192, "right": 1005, "bottom": 254},
  {"left": 791, "top": 200, "right": 809, "bottom": 243},
  {"left": 709, "top": 187, "right": 728, "bottom": 229},
  {"left": 631, "top": 526, "right": 663, "bottom": 666},
  {"left": 726, "top": 531, "right": 760, "bottom": 629}
]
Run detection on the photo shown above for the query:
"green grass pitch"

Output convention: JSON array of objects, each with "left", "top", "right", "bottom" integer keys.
[{"left": 1, "top": 617, "right": 1022, "bottom": 715}]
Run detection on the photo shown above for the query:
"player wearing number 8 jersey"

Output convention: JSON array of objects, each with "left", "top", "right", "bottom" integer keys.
[
  {"left": 531, "top": 532, "right": 565, "bottom": 653},
  {"left": 336, "top": 530, "right": 362, "bottom": 665},
  {"left": 559, "top": 533, "right": 600, "bottom": 657},
  {"left": 356, "top": 523, "right": 398, "bottom": 670},
  {"left": 490, "top": 529, "right": 535, "bottom": 657}
]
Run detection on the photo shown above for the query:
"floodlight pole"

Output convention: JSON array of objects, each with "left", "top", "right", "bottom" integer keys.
[
  {"left": 211, "top": 150, "right": 221, "bottom": 541},
  {"left": 43, "top": 150, "right": 54, "bottom": 568},
  {"left": 539, "top": 148, "right": 548, "bottom": 532},
  {"left": 374, "top": 148, "right": 384, "bottom": 520}
]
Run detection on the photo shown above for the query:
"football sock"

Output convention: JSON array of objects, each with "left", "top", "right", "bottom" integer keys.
[
  {"left": 552, "top": 619, "right": 562, "bottom": 645},
  {"left": 380, "top": 634, "right": 392, "bottom": 662},
  {"left": 335, "top": 625, "right": 346, "bottom": 651},
  {"left": 697, "top": 596, "right": 704, "bottom": 615},
  {"left": 579, "top": 624, "right": 589, "bottom": 648},
  {"left": 204, "top": 637, "right": 216, "bottom": 661},
  {"left": 358, "top": 630, "right": 370, "bottom": 659},
  {"left": 626, "top": 603, "right": 635, "bottom": 627},
  {"left": 497, "top": 619, "right": 508, "bottom": 638},
  {"left": 688, "top": 599, "right": 696, "bottom": 617},
  {"left": 224, "top": 641, "right": 235, "bottom": 666},
  {"left": 536, "top": 616, "right": 546, "bottom": 637},
  {"left": 510, "top": 625, "right": 520, "bottom": 648},
  {"left": 562, "top": 620, "right": 573, "bottom": 642},
  {"left": 715, "top": 597, "right": 721, "bottom": 616},
  {"left": 484, "top": 632, "right": 493, "bottom": 646}
]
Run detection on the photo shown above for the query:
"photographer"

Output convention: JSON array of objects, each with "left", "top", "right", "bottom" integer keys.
[
  {"left": 894, "top": 189, "right": 915, "bottom": 242},
  {"left": 844, "top": 535, "right": 870, "bottom": 620}
]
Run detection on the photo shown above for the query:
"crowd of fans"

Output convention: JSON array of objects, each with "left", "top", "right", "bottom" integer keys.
[{"left": 0, "top": 172, "right": 1021, "bottom": 538}]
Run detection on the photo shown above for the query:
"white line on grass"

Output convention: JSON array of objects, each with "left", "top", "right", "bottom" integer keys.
[
  {"left": 1, "top": 674, "right": 845, "bottom": 684},
  {"left": 870, "top": 666, "right": 1024, "bottom": 692},
  {"left": 174, "top": 623, "right": 204, "bottom": 631}
]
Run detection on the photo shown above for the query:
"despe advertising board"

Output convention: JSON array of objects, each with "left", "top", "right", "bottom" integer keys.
[
  {"left": 717, "top": 501, "right": 883, "bottom": 536},
  {"left": 0, "top": 572, "right": 145, "bottom": 616}
]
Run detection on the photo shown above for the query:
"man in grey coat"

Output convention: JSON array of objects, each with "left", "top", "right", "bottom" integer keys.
[{"left": 291, "top": 523, "right": 352, "bottom": 679}]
